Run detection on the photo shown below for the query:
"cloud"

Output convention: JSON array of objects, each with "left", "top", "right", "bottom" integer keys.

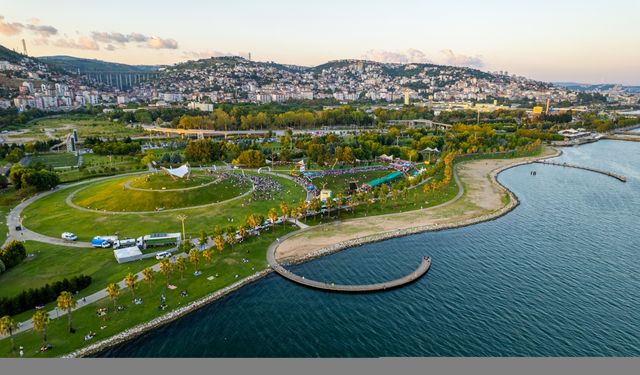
[
  {"left": 0, "top": 16, "right": 24, "bottom": 36},
  {"left": 439, "top": 49, "right": 484, "bottom": 68},
  {"left": 105, "top": 44, "right": 116, "bottom": 51},
  {"left": 91, "top": 31, "right": 130, "bottom": 44},
  {"left": 361, "top": 49, "right": 432, "bottom": 64},
  {"left": 90, "top": 31, "right": 178, "bottom": 49},
  {"left": 53, "top": 36, "right": 99, "bottom": 50},
  {"left": 25, "top": 23, "right": 58, "bottom": 38},
  {"left": 146, "top": 37, "right": 178, "bottom": 49},
  {"left": 0, "top": 15, "right": 57, "bottom": 38}
]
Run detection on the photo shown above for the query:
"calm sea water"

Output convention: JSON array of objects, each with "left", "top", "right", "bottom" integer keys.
[{"left": 97, "top": 140, "right": 640, "bottom": 357}]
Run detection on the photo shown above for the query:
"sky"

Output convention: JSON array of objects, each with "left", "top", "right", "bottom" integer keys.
[{"left": 1, "top": 0, "right": 639, "bottom": 84}]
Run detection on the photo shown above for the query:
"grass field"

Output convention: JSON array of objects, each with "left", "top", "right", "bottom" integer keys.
[
  {"left": 30, "top": 153, "right": 79, "bottom": 168},
  {"left": 57, "top": 154, "right": 145, "bottom": 183},
  {"left": 72, "top": 173, "right": 251, "bottom": 212},
  {"left": 0, "top": 241, "right": 160, "bottom": 322},
  {"left": 7, "top": 115, "right": 147, "bottom": 142},
  {"left": 0, "top": 227, "right": 293, "bottom": 358},
  {"left": 22, "top": 172, "right": 306, "bottom": 242},
  {"left": 128, "top": 171, "right": 219, "bottom": 190}
]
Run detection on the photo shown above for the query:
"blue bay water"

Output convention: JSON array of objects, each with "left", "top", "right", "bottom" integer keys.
[{"left": 97, "top": 140, "right": 640, "bottom": 357}]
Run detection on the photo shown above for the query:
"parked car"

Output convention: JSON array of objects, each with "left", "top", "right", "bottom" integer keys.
[
  {"left": 61, "top": 232, "right": 78, "bottom": 241},
  {"left": 155, "top": 251, "right": 171, "bottom": 260},
  {"left": 15, "top": 225, "right": 22, "bottom": 231}
]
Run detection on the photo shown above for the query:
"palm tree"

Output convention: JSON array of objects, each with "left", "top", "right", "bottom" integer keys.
[
  {"left": 32, "top": 310, "right": 50, "bottom": 346},
  {"left": 175, "top": 257, "right": 187, "bottom": 280},
  {"left": 237, "top": 225, "right": 246, "bottom": 240},
  {"left": 268, "top": 208, "right": 278, "bottom": 226},
  {"left": 279, "top": 201, "right": 289, "bottom": 228},
  {"left": 325, "top": 197, "right": 333, "bottom": 218},
  {"left": 246, "top": 214, "right": 259, "bottom": 231},
  {"left": 124, "top": 273, "right": 138, "bottom": 300},
  {"left": 309, "top": 197, "right": 320, "bottom": 220},
  {"left": 202, "top": 248, "right": 213, "bottom": 264},
  {"left": 298, "top": 200, "right": 308, "bottom": 223},
  {"left": 106, "top": 283, "right": 120, "bottom": 309},
  {"left": 188, "top": 249, "right": 200, "bottom": 273},
  {"left": 56, "top": 291, "right": 76, "bottom": 333},
  {"left": 142, "top": 267, "right": 154, "bottom": 290},
  {"left": 214, "top": 235, "right": 225, "bottom": 253},
  {"left": 225, "top": 228, "right": 237, "bottom": 249},
  {"left": 198, "top": 230, "right": 208, "bottom": 249},
  {"left": 159, "top": 258, "right": 173, "bottom": 286},
  {"left": 0, "top": 315, "right": 17, "bottom": 355}
]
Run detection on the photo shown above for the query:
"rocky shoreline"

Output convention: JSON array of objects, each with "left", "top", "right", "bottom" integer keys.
[
  {"left": 64, "top": 148, "right": 560, "bottom": 358},
  {"left": 63, "top": 269, "right": 273, "bottom": 358}
]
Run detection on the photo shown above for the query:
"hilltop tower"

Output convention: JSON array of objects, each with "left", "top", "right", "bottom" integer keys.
[{"left": 21, "top": 39, "right": 27, "bottom": 55}]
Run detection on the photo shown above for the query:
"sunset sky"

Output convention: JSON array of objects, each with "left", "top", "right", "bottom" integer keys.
[{"left": 1, "top": 0, "right": 639, "bottom": 84}]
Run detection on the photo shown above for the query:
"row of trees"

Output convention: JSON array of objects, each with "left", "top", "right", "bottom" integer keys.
[
  {"left": 0, "top": 240, "right": 26, "bottom": 272},
  {"left": 9, "top": 164, "right": 59, "bottom": 192},
  {"left": 0, "top": 274, "right": 91, "bottom": 317}
]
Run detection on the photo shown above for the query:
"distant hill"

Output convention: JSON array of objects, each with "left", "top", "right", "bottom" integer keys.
[
  {"left": 0, "top": 44, "right": 27, "bottom": 64},
  {"left": 555, "top": 82, "right": 640, "bottom": 94},
  {"left": 39, "top": 55, "right": 158, "bottom": 73}
]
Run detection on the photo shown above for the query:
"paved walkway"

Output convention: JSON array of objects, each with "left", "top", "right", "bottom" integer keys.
[{"left": 0, "top": 250, "right": 190, "bottom": 339}]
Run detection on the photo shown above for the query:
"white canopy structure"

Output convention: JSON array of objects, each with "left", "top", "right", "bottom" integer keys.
[{"left": 161, "top": 163, "right": 191, "bottom": 180}]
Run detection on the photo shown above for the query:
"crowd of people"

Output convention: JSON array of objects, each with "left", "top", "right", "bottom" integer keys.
[{"left": 246, "top": 175, "right": 284, "bottom": 201}]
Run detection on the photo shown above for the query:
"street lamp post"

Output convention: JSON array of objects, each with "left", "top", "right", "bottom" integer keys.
[{"left": 177, "top": 215, "right": 187, "bottom": 244}]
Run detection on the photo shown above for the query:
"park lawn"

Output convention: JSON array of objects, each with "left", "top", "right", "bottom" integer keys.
[
  {"left": 22, "top": 172, "right": 306, "bottom": 242},
  {"left": 0, "top": 241, "right": 160, "bottom": 322},
  {"left": 23, "top": 115, "right": 147, "bottom": 140},
  {"left": 310, "top": 169, "right": 392, "bottom": 195},
  {"left": 0, "top": 227, "right": 292, "bottom": 358},
  {"left": 128, "top": 171, "right": 220, "bottom": 190},
  {"left": 57, "top": 154, "right": 146, "bottom": 183},
  {"left": 31, "top": 153, "right": 79, "bottom": 168},
  {"left": 72, "top": 173, "right": 251, "bottom": 212}
]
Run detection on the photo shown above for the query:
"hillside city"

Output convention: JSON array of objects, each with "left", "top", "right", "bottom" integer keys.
[{"left": 2, "top": 46, "right": 639, "bottom": 115}]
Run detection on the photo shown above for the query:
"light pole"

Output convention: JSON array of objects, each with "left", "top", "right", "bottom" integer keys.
[{"left": 177, "top": 214, "right": 187, "bottom": 244}]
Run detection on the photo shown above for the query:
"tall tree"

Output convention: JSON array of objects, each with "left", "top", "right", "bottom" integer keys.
[
  {"left": 0, "top": 315, "right": 17, "bottom": 355},
  {"left": 106, "top": 283, "right": 120, "bottom": 309},
  {"left": 142, "top": 267, "right": 154, "bottom": 290},
  {"left": 214, "top": 235, "right": 225, "bottom": 253},
  {"left": 124, "top": 273, "right": 138, "bottom": 300},
  {"left": 202, "top": 248, "right": 213, "bottom": 264},
  {"left": 188, "top": 249, "right": 200, "bottom": 273},
  {"left": 159, "top": 258, "right": 173, "bottom": 286},
  {"left": 32, "top": 310, "right": 50, "bottom": 346},
  {"left": 56, "top": 291, "right": 76, "bottom": 333},
  {"left": 279, "top": 201, "right": 289, "bottom": 228},
  {"left": 175, "top": 257, "right": 187, "bottom": 280}
]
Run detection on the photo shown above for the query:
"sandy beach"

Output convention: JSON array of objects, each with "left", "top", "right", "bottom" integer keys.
[{"left": 275, "top": 148, "right": 558, "bottom": 262}]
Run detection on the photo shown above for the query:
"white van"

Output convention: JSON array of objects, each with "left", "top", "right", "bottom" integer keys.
[{"left": 155, "top": 251, "right": 171, "bottom": 260}]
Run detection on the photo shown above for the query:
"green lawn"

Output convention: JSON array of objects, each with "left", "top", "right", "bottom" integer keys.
[
  {"left": 128, "top": 171, "right": 219, "bottom": 190},
  {"left": 72, "top": 173, "right": 251, "bottom": 212},
  {"left": 31, "top": 153, "right": 79, "bottom": 168},
  {"left": 0, "top": 241, "right": 160, "bottom": 323},
  {"left": 22, "top": 172, "right": 306, "bottom": 242},
  {"left": 11, "top": 115, "right": 147, "bottom": 142},
  {"left": 57, "top": 154, "right": 146, "bottom": 183},
  {"left": 0, "top": 227, "right": 292, "bottom": 358}
]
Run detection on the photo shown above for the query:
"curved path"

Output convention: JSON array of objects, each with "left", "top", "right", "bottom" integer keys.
[{"left": 267, "top": 230, "right": 431, "bottom": 292}]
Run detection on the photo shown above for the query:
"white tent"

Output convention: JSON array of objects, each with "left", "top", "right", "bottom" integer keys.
[{"left": 161, "top": 163, "right": 191, "bottom": 180}]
